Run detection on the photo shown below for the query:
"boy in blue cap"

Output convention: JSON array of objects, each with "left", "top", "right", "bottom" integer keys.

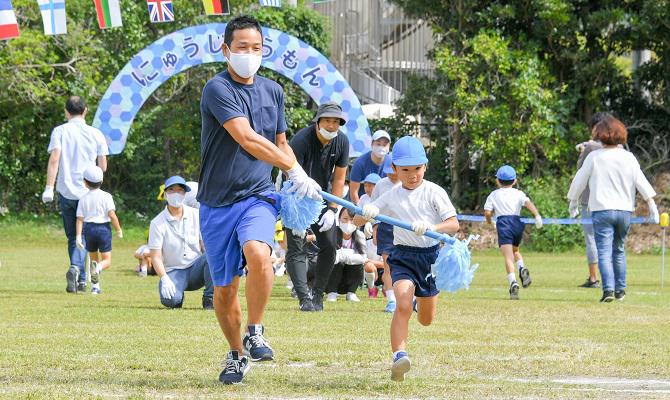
[
  {"left": 484, "top": 165, "right": 543, "bottom": 300},
  {"left": 354, "top": 136, "right": 459, "bottom": 382}
]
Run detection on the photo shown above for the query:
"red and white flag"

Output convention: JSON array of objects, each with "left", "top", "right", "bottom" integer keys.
[{"left": 0, "top": 0, "right": 20, "bottom": 40}]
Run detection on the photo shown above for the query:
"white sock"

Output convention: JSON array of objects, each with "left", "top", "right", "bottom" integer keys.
[
  {"left": 364, "top": 272, "right": 375, "bottom": 288},
  {"left": 507, "top": 273, "right": 517, "bottom": 285},
  {"left": 386, "top": 290, "right": 396, "bottom": 302},
  {"left": 516, "top": 260, "right": 525, "bottom": 271},
  {"left": 92, "top": 283, "right": 100, "bottom": 289}
]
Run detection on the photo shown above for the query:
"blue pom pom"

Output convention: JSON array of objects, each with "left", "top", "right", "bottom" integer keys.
[
  {"left": 431, "top": 236, "right": 479, "bottom": 292},
  {"left": 279, "top": 182, "right": 324, "bottom": 231}
]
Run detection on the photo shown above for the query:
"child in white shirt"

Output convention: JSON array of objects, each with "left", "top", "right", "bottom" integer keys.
[
  {"left": 483, "top": 165, "right": 542, "bottom": 300},
  {"left": 75, "top": 166, "right": 122, "bottom": 294},
  {"left": 355, "top": 136, "right": 459, "bottom": 382}
]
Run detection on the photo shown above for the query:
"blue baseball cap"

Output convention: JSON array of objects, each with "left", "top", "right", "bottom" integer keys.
[
  {"left": 496, "top": 165, "right": 516, "bottom": 181},
  {"left": 363, "top": 173, "right": 381, "bottom": 184},
  {"left": 382, "top": 155, "right": 394, "bottom": 174},
  {"left": 391, "top": 136, "right": 428, "bottom": 166},
  {"left": 164, "top": 175, "right": 191, "bottom": 192}
]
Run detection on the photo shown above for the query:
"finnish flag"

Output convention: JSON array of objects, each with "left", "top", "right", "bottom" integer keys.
[
  {"left": 37, "top": 0, "right": 67, "bottom": 35},
  {"left": 259, "top": 0, "right": 281, "bottom": 7}
]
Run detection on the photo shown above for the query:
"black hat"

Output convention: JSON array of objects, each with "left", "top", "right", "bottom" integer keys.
[{"left": 313, "top": 101, "right": 346, "bottom": 126}]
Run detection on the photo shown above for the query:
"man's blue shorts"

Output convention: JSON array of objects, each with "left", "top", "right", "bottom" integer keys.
[
  {"left": 84, "top": 222, "right": 112, "bottom": 253},
  {"left": 496, "top": 215, "right": 525, "bottom": 247},
  {"left": 387, "top": 244, "right": 440, "bottom": 297},
  {"left": 376, "top": 222, "right": 394, "bottom": 256},
  {"left": 200, "top": 193, "right": 278, "bottom": 287}
]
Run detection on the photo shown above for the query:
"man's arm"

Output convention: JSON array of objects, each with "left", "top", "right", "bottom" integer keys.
[
  {"left": 46, "top": 148, "right": 61, "bottom": 187},
  {"left": 349, "top": 181, "right": 361, "bottom": 204},
  {"left": 97, "top": 155, "right": 107, "bottom": 172},
  {"left": 150, "top": 249, "right": 168, "bottom": 278},
  {"left": 330, "top": 166, "right": 347, "bottom": 208},
  {"left": 224, "top": 118, "right": 295, "bottom": 171}
]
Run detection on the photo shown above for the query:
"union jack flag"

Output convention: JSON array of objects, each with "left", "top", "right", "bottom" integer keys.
[{"left": 147, "top": 0, "right": 174, "bottom": 23}]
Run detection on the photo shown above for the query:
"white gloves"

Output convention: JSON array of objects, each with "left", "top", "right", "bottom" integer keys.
[
  {"left": 411, "top": 220, "right": 434, "bottom": 236},
  {"left": 292, "top": 229, "right": 306, "bottom": 238},
  {"left": 335, "top": 249, "right": 366, "bottom": 265},
  {"left": 42, "top": 186, "right": 54, "bottom": 203},
  {"left": 274, "top": 172, "right": 284, "bottom": 192},
  {"left": 647, "top": 199, "right": 660, "bottom": 224},
  {"left": 569, "top": 201, "right": 580, "bottom": 218},
  {"left": 534, "top": 215, "right": 543, "bottom": 229},
  {"left": 318, "top": 209, "right": 336, "bottom": 232},
  {"left": 75, "top": 235, "right": 84, "bottom": 250},
  {"left": 287, "top": 162, "right": 323, "bottom": 201},
  {"left": 116, "top": 229, "right": 123, "bottom": 239},
  {"left": 160, "top": 275, "right": 177, "bottom": 300},
  {"left": 363, "top": 222, "right": 374, "bottom": 239},
  {"left": 361, "top": 204, "right": 379, "bottom": 221}
]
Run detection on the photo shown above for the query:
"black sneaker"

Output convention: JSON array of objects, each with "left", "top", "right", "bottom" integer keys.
[
  {"left": 312, "top": 292, "right": 324, "bottom": 311},
  {"left": 579, "top": 278, "right": 600, "bottom": 288},
  {"left": 519, "top": 267, "right": 532, "bottom": 288},
  {"left": 202, "top": 297, "right": 214, "bottom": 310},
  {"left": 77, "top": 282, "right": 87, "bottom": 292},
  {"left": 299, "top": 297, "right": 315, "bottom": 312},
  {"left": 66, "top": 266, "right": 79, "bottom": 293},
  {"left": 243, "top": 325, "right": 274, "bottom": 361},
  {"left": 600, "top": 290, "right": 615, "bottom": 302},
  {"left": 218, "top": 350, "right": 250, "bottom": 385},
  {"left": 614, "top": 290, "right": 626, "bottom": 301},
  {"left": 509, "top": 282, "right": 520, "bottom": 300}
]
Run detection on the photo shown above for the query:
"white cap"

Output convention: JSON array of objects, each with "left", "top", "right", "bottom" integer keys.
[
  {"left": 372, "top": 130, "right": 391, "bottom": 142},
  {"left": 83, "top": 165, "right": 103, "bottom": 184}
]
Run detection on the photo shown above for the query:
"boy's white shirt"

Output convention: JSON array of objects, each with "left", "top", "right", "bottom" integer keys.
[
  {"left": 370, "top": 177, "right": 400, "bottom": 200},
  {"left": 76, "top": 188, "right": 115, "bottom": 223},
  {"left": 370, "top": 180, "right": 456, "bottom": 248},
  {"left": 483, "top": 188, "right": 529, "bottom": 218},
  {"left": 357, "top": 193, "right": 372, "bottom": 207},
  {"left": 567, "top": 147, "right": 656, "bottom": 212}
]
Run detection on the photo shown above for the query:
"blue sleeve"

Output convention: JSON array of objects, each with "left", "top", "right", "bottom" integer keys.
[
  {"left": 350, "top": 156, "right": 365, "bottom": 183},
  {"left": 203, "top": 79, "right": 246, "bottom": 126}
]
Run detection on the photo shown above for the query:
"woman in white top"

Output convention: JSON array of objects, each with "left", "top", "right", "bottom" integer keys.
[
  {"left": 325, "top": 208, "right": 368, "bottom": 302},
  {"left": 567, "top": 115, "right": 659, "bottom": 302}
]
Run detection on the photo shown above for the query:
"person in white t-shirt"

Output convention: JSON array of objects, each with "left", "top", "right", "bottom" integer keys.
[
  {"left": 42, "top": 96, "right": 109, "bottom": 294},
  {"left": 567, "top": 115, "right": 659, "bottom": 303},
  {"left": 354, "top": 136, "right": 460, "bottom": 382},
  {"left": 484, "top": 165, "right": 542, "bottom": 300},
  {"left": 357, "top": 173, "right": 381, "bottom": 239},
  {"left": 75, "top": 166, "right": 122, "bottom": 295},
  {"left": 149, "top": 176, "right": 213, "bottom": 310}
]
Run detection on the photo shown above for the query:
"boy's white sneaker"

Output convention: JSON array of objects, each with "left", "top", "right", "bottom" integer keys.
[
  {"left": 326, "top": 292, "right": 338, "bottom": 302},
  {"left": 391, "top": 352, "right": 411, "bottom": 382},
  {"left": 345, "top": 292, "right": 360, "bottom": 302}
]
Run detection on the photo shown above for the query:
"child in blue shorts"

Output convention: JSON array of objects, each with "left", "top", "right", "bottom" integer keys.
[
  {"left": 355, "top": 136, "right": 459, "bottom": 382},
  {"left": 484, "top": 165, "right": 542, "bottom": 300},
  {"left": 75, "top": 166, "right": 123, "bottom": 294},
  {"left": 370, "top": 157, "right": 400, "bottom": 313}
]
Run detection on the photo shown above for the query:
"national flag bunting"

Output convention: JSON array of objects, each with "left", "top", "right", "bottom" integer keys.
[
  {"left": 0, "top": 0, "right": 20, "bottom": 40},
  {"left": 202, "top": 0, "right": 229, "bottom": 15},
  {"left": 93, "top": 0, "right": 121, "bottom": 29},
  {"left": 37, "top": 0, "right": 67, "bottom": 35},
  {"left": 147, "top": 0, "right": 173, "bottom": 23},
  {"left": 259, "top": 0, "right": 281, "bottom": 7}
]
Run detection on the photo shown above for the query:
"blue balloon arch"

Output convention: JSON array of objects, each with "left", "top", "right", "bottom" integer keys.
[{"left": 93, "top": 23, "right": 371, "bottom": 156}]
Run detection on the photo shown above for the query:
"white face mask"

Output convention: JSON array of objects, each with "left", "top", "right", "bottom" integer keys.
[
  {"left": 372, "top": 145, "right": 388, "bottom": 158},
  {"left": 225, "top": 45, "right": 262, "bottom": 79},
  {"left": 319, "top": 127, "right": 338, "bottom": 140},
  {"left": 166, "top": 192, "right": 185, "bottom": 208},
  {"left": 339, "top": 222, "right": 357, "bottom": 235}
]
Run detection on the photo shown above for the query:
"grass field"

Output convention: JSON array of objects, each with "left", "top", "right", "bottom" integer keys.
[{"left": 1, "top": 221, "right": 669, "bottom": 399}]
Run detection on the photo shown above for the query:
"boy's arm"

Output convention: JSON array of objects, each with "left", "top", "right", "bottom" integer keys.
[
  {"left": 524, "top": 200, "right": 543, "bottom": 228},
  {"left": 484, "top": 210, "right": 493, "bottom": 225},
  {"left": 108, "top": 210, "right": 122, "bottom": 238},
  {"left": 75, "top": 217, "right": 84, "bottom": 249},
  {"left": 433, "top": 215, "right": 459, "bottom": 235}
]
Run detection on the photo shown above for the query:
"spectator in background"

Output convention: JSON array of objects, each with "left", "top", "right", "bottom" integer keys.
[
  {"left": 349, "top": 130, "right": 392, "bottom": 204},
  {"left": 42, "top": 96, "right": 109, "bottom": 294},
  {"left": 326, "top": 208, "right": 367, "bottom": 303}
]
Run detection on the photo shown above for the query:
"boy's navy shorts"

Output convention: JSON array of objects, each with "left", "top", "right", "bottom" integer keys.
[
  {"left": 84, "top": 222, "right": 112, "bottom": 253},
  {"left": 496, "top": 215, "right": 525, "bottom": 247},
  {"left": 376, "top": 222, "right": 394, "bottom": 256},
  {"left": 387, "top": 244, "right": 440, "bottom": 297}
]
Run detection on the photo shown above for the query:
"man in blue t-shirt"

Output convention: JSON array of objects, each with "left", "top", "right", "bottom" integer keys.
[
  {"left": 198, "top": 15, "right": 322, "bottom": 385},
  {"left": 348, "top": 130, "right": 392, "bottom": 204}
]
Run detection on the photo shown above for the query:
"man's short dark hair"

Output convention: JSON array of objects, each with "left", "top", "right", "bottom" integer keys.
[
  {"left": 497, "top": 179, "right": 515, "bottom": 187},
  {"left": 224, "top": 15, "right": 263, "bottom": 47},
  {"left": 65, "top": 96, "right": 86, "bottom": 116},
  {"left": 588, "top": 112, "right": 612, "bottom": 129},
  {"left": 84, "top": 179, "right": 102, "bottom": 189}
]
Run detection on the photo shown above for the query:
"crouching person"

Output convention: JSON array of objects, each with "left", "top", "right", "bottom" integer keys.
[{"left": 149, "top": 176, "right": 213, "bottom": 309}]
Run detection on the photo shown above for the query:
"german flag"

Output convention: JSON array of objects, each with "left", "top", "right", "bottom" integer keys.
[{"left": 202, "top": 0, "right": 229, "bottom": 15}]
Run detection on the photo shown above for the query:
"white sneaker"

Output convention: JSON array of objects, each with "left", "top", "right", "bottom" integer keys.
[
  {"left": 345, "top": 292, "right": 360, "bottom": 302},
  {"left": 286, "top": 279, "right": 293, "bottom": 290},
  {"left": 274, "top": 265, "right": 286, "bottom": 277},
  {"left": 326, "top": 292, "right": 338, "bottom": 302}
]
